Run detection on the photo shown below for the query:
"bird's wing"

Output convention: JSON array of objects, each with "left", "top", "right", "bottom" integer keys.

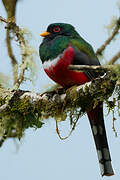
[{"left": 70, "top": 39, "right": 102, "bottom": 80}]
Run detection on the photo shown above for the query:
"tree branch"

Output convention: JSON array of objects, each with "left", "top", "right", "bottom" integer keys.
[
  {"left": 0, "top": 71, "right": 117, "bottom": 146},
  {"left": 96, "top": 18, "right": 120, "bottom": 55},
  {"left": 0, "top": 16, "right": 35, "bottom": 89},
  {"left": 108, "top": 51, "right": 120, "bottom": 65},
  {"left": 2, "top": 0, "right": 18, "bottom": 84},
  {"left": 68, "top": 64, "right": 120, "bottom": 74},
  {"left": 6, "top": 29, "right": 18, "bottom": 84}
]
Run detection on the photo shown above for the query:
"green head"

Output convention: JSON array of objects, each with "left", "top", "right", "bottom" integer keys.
[
  {"left": 40, "top": 23, "right": 80, "bottom": 61},
  {"left": 40, "top": 23, "right": 96, "bottom": 62},
  {"left": 40, "top": 23, "right": 80, "bottom": 40}
]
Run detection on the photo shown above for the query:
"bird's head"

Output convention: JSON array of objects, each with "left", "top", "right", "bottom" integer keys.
[{"left": 40, "top": 23, "right": 80, "bottom": 40}]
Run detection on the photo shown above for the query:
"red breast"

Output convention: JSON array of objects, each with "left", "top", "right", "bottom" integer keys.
[{"left": 43, "top": 45, "right": 89, "bottom": 87}]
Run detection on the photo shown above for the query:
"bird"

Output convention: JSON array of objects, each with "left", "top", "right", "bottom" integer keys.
[{"left": 39, "top": 23, "right": 114, "bottom": 176}]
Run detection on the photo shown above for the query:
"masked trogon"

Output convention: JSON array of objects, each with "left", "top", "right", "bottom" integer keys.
[{"left": 39, "top": 23, "right": 114, "bottom": 176}]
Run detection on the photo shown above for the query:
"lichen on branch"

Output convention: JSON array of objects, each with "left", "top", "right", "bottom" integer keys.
[
  {"left": 0, "top": 16, "right": 37, "bottom": 88},
  {"left": 0, "top": 71, "right": 117, "bottom": 146}
]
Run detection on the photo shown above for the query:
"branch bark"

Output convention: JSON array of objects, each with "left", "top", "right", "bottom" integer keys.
[
  {"left": 2, "top": 0, "right": 18, "bottom": 84},
  {"left": 0, "top": 16, "right": 35, "bottom": 89},
  {"left": 69, "top": 64, "right": 120, "bottom": 74},
  {"left": 0, "top": 71, "right": 117, "bottom": 146},
  {"left": 108, "top": 51, "right": 120, "bottom": 65},
  {"left": 96, "top": 18, "right": 120, "bottom": 56}
]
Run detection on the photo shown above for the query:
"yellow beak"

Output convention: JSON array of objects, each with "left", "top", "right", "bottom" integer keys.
[{"left": 40, "top": 31, "right": 51, "bottom": 37}]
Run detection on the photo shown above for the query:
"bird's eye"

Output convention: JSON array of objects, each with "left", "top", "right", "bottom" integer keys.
[{"left": 53, "top": 26, "right": 61, "bottom": 33}]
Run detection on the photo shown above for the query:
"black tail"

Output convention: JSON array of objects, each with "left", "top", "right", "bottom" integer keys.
[{"left": 87, "top": 102, "right": 114, "bottom": 176}]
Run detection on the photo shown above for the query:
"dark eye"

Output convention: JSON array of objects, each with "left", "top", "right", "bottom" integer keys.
[{"left": 53, "top": 26, "right": 61, "bottom": 33}]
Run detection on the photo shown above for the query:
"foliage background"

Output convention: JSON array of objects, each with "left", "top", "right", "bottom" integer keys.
[{"left": 0, "top": 0, "right": 120, "bottom": 180}]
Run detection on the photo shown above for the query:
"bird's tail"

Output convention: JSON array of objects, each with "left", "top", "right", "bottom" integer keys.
[{"left": 87, "top": 102, "right": 114, "bottom": 176}]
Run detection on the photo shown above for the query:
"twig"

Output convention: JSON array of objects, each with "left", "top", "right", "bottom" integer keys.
[
  {"left": 2, "top": 0, "right": 18, "bottom": 84},
  {"left": 0, "top": 16, "right": 28, "bottom": 89},
  {"left": 56, "top": 112, "right": 80, "bottom": 140},
  {"left": 68, "top": 64, "right": 119, "bottom": 72},
  {"left": 0, "top": 16, "right": 7, "bottom": 23},
  {"left": 6, "top": 29, "right": 18, "bottom": 84},
  {"left": 96, "top": 18, "right": 120, "bottom": 55},
  {"left": 2, "top": 0, "right": 17, "bottom": 19},
  {"left": 111, "top": 109, "right": 117, "bottom": 137},
  {"left": 108, "top": 51, "right": 120, "bottom": 65}
]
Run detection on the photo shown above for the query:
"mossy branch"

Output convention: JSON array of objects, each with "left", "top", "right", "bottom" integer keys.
[
  {"left": 2, "top": 0, "right": 18, "bottom": 84},
  {"left": 69, "top": 64, "right": 120, "bottom": 74},
  {"left": 0, "top": 70, "right": 117, "bottom": 146},
  {"left": 0, "top": 16, "right": 36, "bottom": 89}
]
